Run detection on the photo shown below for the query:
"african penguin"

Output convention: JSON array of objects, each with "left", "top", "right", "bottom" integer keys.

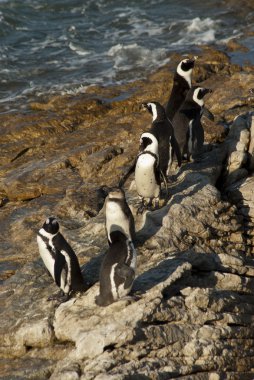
[
  {"left": 105, "top": 187, "right": 135, "bottom": 244},
  {"left": 165, "top": 57, "right": 197, "bottom": 121},
  {"left": 172, "top": 86, "right": 212, "bottom": 161},
  {"left": 135, "top": 131, "right": 161, "bottom": 213},
  {"left": 37, "top": 217, "right": 85, "bottom": 302},
  {"left": 142, "top": 101, "right": 181, "bottom": 175},
  {"left": 95, "top": 230, "right": 137, "bottom": 307}
]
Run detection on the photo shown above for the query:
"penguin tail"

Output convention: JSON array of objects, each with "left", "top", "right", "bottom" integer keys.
[{"left": 118, "top": 159, "right": 136, "bottom": 187}]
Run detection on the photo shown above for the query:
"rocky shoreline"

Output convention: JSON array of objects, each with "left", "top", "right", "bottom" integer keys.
[{"left": 1, "top": 44, "right": 254, "bottom": 379}]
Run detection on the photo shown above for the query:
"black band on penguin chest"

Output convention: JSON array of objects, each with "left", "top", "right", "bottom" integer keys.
[
  {"left": 38, "top": 232, "right": 56, "bottom": 259},
  {"left": 138, "top": 150, "right": 158, "bottom": 162}
]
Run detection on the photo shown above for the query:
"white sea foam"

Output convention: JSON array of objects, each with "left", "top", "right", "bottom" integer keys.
[
  {"left": 0, "top": 1, "right": 248, "bottom": 111},
  {"left": 173, "top": 17, "right": 217, "bottom": 46},
  {"left": 107, "top": 43, "right": 169, "bottom": 72},
  {"left": 69, "top": 42, "right": 90, "bottom": 56}
]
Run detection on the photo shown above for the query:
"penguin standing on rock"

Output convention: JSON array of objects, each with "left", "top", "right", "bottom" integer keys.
[
  {"left": 172, "top": 86, "right": 213, "bottom": 161},
  {"left": 118, "top": 101, "right": 181, "bottom": 189},
  {"left": 135, "top": 131, "right": 161, "bottom": 213},
  {"left": 37, "top": 217, "right": 85, "bottom": 302},
  {"left": 96, "top": 187, "right": 137, "bottom": 306},
  {"left": 165, "top": 57, "right": 197, "bottom": 121},
  {"left": 95, "top": 230, "right": 137, "bottom": 307},
  {"left": 142, "top": 101, "right": 181, "bottom": 175},
  {"left": 104, "top": 187, "right": 135, "bottom": 244}
]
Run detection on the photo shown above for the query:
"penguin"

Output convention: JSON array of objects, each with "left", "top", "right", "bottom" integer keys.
[
  {"left": 104, "top": 187, "right": 135, "bottom": 244},
  {"left": 142, "top": 101, "right": 182, "bottom": 175},
  {"left": 135, "top": 131, "right": 161, "bottom": 214},
  {"left": 165, "top": 57, "right": 196, "bottom": 121},
  {"left": 172, "top": 86, "right": 212, "bottom": 161},
  {"left": 118, "top": 102, "right": 181, "bottom": 190},
  {"left": 95, "top": 230, "right": 136, "bottom": 307},
  {"left": 37, "top": 217, "right": 85, "bottom": 302}
]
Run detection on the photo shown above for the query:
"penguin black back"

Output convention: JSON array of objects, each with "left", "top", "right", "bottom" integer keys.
[
  {"left": 37, "top": 217, "right": 85, "bottom": 302},
  {"left": 142, "top": 101, "right": 181, "bottom": 174},
  {"left": 165, "top": 57, "right": 196, "bottom": 121},
  {"left": 96, "top": 231, "right": 136, "bottom": 307},
  {"left": 172, "top": 86, "right": 212, "bottom": 160},
  {"left": 51, "top": 232, "right": 84, "bottom": 292}
]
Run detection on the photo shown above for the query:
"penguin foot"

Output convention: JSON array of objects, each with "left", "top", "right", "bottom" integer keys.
[
  {"left": 153, "top": 198, "right": 160, "bottom": 210},
  {"left": 137, "top": 203, "right": 146, "bottom": 214},
  {"left": 122, "top": 294, "right": 141, "bottom": 302}
]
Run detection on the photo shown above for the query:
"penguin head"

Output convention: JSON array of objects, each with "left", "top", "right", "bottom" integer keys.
[
  {"left": 176, "top": 57, "right": 197, "bottom": 86},
  {"left": 140, "top": 132, "right": 158, "bottom": 154},
  {"left": 107, "top": 187, "right": 125, "bottom": 201},
  {"left": 179, "top": 57, "right": 197, "bottom": 72},
  {"left": 42, "top": 217, "right": 59, "bottom": 235},
  {"left": 141, "top": 101, "right": 165, "bottom": 121},
  {"left": 192, "top": 86, "right": 212, "bottom": 107}
]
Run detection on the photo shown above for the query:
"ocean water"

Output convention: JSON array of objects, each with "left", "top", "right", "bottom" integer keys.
[{"left": 0, "top": 0, "right": 253, "bottom": 111}]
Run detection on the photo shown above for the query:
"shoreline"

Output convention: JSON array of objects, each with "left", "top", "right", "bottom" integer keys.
[{"left": 0, "top": 29, "right": 253, "bottom": 115}]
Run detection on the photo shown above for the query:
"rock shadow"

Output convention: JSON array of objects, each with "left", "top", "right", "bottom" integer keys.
[
  {"left": 132, "top": 250, "right": 220, "bottom": 296},
  {"left": 81, "top": 251, "right": 105, "bottom": 286}
]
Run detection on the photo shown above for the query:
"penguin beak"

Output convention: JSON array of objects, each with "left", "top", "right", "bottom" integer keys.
[
  {"left": 141, "top": 102, "right": 148, "bottom": 111},
  {"left": 100, "top": 185, "right": 112, "bottom": 195},
  {"left": 139, "top": 139, "right": 145, "bottom": 152},
  {"left": 185, "top": 57, "right": 196, "bottom": 69}
]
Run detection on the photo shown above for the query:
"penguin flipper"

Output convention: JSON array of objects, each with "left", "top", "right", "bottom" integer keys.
[
  {"left": 192, "top": 117, "right": 204, "bottom": 152},
  {"left": 118, "top": 159, "right": 136, "bottom": 188},
  {"left": 54, "top": 251, "right": 67, "bottom": 287},
  {"left": 171, "top": 134, "right": 182, "bottom": 167},
  {"left": 116, "top": 264, "right": 135, "bottom": 288},
  {"left": 160, "top": 170, "right": 169, "bottom": 201},
  {"left": 202, "top": 107, "right": 214, "bottom": 121}
]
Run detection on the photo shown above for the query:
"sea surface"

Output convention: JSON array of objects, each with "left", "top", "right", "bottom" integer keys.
[{"left": 0, "top": 0, "right": 253, "bottom": 112}]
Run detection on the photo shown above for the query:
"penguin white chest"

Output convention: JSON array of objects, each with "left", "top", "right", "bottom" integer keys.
[
  {"left": 106, "top": 201, "right": 130, "bottom": 240},
  {"left": 135, "top": 154, "right": 159, "bottom": 198},
  {"left": 37, "top": 234, "right": 55, "bottom": 279}
]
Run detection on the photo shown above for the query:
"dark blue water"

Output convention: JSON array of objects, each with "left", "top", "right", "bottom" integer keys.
[{"left": 0, "top": 0, "right": 253, "bottom": 111}]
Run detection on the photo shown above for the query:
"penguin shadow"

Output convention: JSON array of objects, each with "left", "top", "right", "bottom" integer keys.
[
  {"left": 80, "top": 251, "right": 105, "bottom": 287},
  {"left": 131, "top": 250, "right": 221, "bottom": 297}
]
